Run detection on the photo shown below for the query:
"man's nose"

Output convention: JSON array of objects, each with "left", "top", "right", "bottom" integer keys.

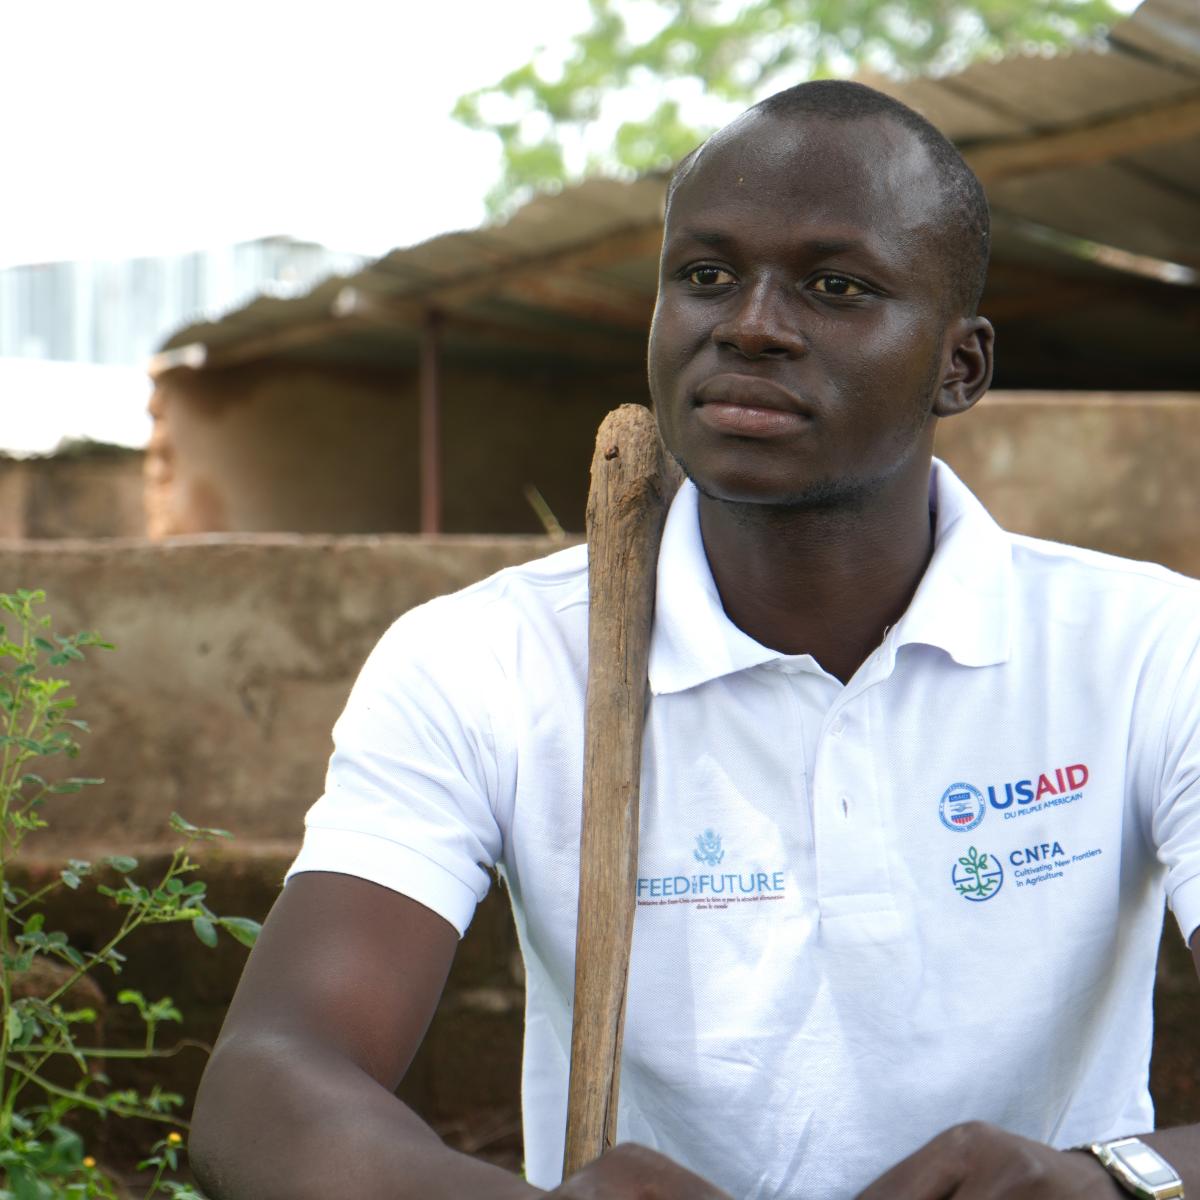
[{"left": 711, "top": 282, "right": 807, "bottom": 359}]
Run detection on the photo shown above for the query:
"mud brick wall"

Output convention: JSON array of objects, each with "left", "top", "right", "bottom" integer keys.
[{"left": 0, "top": 447, "right": 145, "bottom": 539}]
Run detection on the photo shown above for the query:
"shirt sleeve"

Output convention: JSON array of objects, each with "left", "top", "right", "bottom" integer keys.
[
  {"left": 286, "top": 596, "right": 510, "bottom": 937},
  {"left": 1152, "top": 629, "right": 1200, "bottom": 944}
]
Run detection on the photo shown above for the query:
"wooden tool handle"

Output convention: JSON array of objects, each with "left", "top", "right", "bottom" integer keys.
[{"left": 563, "top": 404, "right": 683, "bottom": 1178}]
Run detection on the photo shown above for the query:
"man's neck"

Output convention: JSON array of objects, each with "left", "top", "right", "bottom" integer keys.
[{"left": 696, "top": 465, "right": 936, "bottom": 684}]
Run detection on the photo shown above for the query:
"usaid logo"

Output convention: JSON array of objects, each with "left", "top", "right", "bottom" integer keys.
[
  {"left": 939, "top": 783, "right": 986, "bottom": 832},
  {"left": 986, "top": 764, "right": 1088, "bottom": 809},
  {"left": 940, "top": 763, "right": 1090, "bottom": 829}
]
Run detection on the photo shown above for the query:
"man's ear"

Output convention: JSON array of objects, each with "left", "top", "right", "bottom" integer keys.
[{"left": 933, "top": 317, "right": 994, "bottom": 418}]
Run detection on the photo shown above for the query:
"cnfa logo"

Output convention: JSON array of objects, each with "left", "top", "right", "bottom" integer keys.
[
  {"left": 939, "top": 782, "right": 986, "bottom": 832},
  {"left": 951, "top": 846, "right": 1003, "bottom": 902},
  {"left": 693, "top": 829, "right": 725, "bottom": 867}
]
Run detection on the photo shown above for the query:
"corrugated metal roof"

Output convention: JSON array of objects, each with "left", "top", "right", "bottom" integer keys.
[
  {"left": 865, "top": 0, "right": 1200, "bottom": 269},
  {"left": 154, "top": 0, "right": 1200, "bottom": 385}
]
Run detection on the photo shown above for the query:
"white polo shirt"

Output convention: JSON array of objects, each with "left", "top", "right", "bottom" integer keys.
[{"left": 290, "top": 460, "right": 1200, "bottom": 1199}]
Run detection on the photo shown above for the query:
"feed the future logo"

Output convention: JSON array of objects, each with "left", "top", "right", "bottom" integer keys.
[{"left": 636, "top": 831, "right": 787, "bottom": 911}]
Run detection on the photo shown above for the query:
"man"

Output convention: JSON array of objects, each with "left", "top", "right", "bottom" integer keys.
[{"left": 191, "top": 81, "right": 1200, "bottom": 1199}]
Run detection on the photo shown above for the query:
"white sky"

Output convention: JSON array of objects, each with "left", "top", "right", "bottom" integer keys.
[
  {"left": 0, "top": 0, "right": 595, "bottom": 268},
  {"left": 0, "top": 0, "right": 1143, "bottom": 453}
]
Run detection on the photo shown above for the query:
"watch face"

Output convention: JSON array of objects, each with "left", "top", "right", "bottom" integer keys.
[{"left": 1110, "top": 1142, "right": 1179, "bottom": 1188}]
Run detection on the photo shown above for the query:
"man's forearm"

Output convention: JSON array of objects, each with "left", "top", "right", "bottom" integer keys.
[{"left": 190, "top": 1033, "right": 539, "bottom": 1200}]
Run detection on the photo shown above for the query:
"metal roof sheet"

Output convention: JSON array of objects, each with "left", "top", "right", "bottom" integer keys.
[{"left": 155, "top": 0, "right": 1200, "bottom": 386}]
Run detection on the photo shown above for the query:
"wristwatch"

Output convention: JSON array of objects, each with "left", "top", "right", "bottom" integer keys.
[{"left": 1079, "top": 1137, "right": 1184, "bottom": 1199}]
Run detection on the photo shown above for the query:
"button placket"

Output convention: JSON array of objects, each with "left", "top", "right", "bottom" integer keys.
[{"left": 811, "top": 691, "right": 898, "bottom": 922}]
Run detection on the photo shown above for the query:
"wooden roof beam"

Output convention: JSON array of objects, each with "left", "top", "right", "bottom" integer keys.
[{"left": 966, "top": 90, "right": 1200, "bottom": 183}]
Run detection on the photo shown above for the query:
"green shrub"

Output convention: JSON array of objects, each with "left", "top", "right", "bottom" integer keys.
[{"left": 1, "top": 589, "right": 260, "bottom": 1199}]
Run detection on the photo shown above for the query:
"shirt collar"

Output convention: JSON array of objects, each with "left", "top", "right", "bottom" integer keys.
[
  {"left": 889, "top": 458, "right": 1012, "bottom": 669},
  {"left": 647, "top": 458, "right": 1012, "bottom": 696}
]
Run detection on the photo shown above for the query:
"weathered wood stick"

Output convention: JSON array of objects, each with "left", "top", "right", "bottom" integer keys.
[{"left": 563, "top": 404, "right": 684, "bottom": 1178}]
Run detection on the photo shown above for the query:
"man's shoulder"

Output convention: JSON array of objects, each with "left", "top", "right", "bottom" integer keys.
[
  {"left": 382, "top": 541, "right": 590, "bottom": 653},
  {"left": 1004, "top": 530, "right": 1200, "bottom": 649},
  {"left": 437, "top": 540, "right": 588, "bottom": 614},
  {"left": 1007, "top": 530, "right": 1200, "bottom": 598}
]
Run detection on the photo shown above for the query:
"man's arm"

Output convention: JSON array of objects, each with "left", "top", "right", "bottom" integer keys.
[
  {"left": 189, "top": 871, "right": 534, "bottom": 1200},
  {"left": 190, "top": 872, "right": 731, "bottom": 1200},
  {"left": 852, "top": 927, "right": 1200, "bottom": 1199}
]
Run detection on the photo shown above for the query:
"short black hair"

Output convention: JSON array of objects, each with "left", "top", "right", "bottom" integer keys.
[{"left": 666, "top": 80, "right": 990, "bottom": 317}]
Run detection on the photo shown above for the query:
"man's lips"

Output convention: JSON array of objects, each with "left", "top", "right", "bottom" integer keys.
[{"left": 692, "top": 373, "right": 813, "bottom": 437}]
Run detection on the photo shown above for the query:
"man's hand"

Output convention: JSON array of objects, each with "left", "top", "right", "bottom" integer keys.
[
  {"left": 856, "top": 1122, "right": 1122, "bottom": 1199},
  {"left": 550, "top": 1145, "right": 734, "bottom": 1200}
]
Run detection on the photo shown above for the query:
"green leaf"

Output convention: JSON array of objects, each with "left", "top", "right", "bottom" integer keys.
[
  {"left": 219, "top": 917, "right": 263, "bottom": 948},
  {"left": 148, "top": 997, "right": 183, "bottom": 1024},
  {"left": 192, "top": 916, "right": 218, "bottom": 948},
  {"left": 60, "top": 859, "right": 92, "bottom": 891},
  {"left": 169, "top": 810, "right": 232, "bottom": 839},
  {"left": 6, "top": 1006, "right": 23, "bottom": 1041},
  {"left": 104, "top": 855, "right": 138, "bottom": 873}
]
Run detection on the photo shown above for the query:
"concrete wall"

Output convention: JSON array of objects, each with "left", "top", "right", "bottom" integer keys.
[
  {"left": 0, "top": 447, "right": 146, "bottom": 539},
  {"left": 936, "top": 393, "right": 1200, "bottom": 575},
  {"left": 146, "top": 360, "right": 645, "bottom": 538},
  {"left": 0, "top": 534, "right": 569, "bottom": 853}
]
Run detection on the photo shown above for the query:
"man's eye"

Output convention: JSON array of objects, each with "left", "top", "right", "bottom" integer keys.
[
  {"left": 811, "top": 274, "right": 866, "bottom": 297},
  {"left": 685, "top": 266, "right": 736, "bottom": 286}
]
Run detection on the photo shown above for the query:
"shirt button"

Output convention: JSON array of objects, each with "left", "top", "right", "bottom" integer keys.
[{"left": 831, "top": 718, "right": 845, "bottom": 737}]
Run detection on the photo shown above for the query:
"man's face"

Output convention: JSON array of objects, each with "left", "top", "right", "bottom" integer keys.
[{"left": 649, "top": 112, "right": 959, "bottom": 508}]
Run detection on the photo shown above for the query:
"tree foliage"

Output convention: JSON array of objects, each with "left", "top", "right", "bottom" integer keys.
[{"left": 454, "top": 0, "right": 1123, "bottom": 211}]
